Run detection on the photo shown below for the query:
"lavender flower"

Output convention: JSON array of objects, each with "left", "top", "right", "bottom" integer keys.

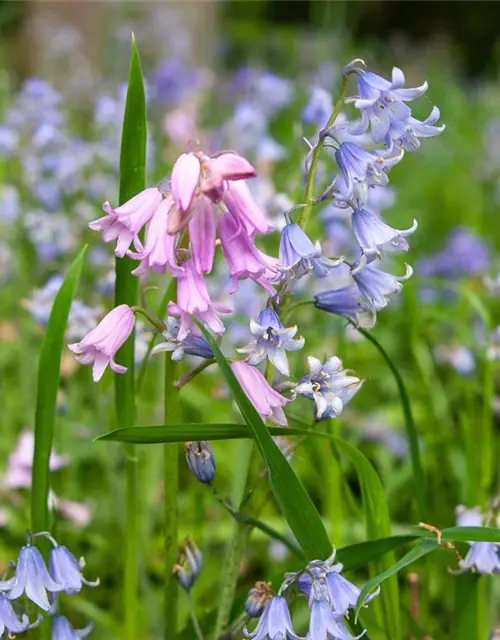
[
  {"left": 0, "top": 593, "right": 40, "bottom": 637},
  {"left": 278, "top": 223, "right": 342, "bottom": 280},
  {"left": 151, "top": 317, "right": 214, "bottom": 362},
  {"left": 0, "top": 544, "right": 63, "bottom": 611},
  {"left": 49, "top": 545, "right": 99, "bottom": 595},
  {"left": 295, "top": 356, "right": 363, "bottom": 421},
  {"left": 386, "top": 107, "right": 445, "bottom": 152},
  {"left": 173, "top": 539, "right": 202, "bottom": 592},
  {"left": 314, "top": 285, "right": 373, "bottom": 326},
  {"left": 237, "top": 309, "right": 304, "bottom": 376},
  {"left": 243, "top": 596, "right": 301, "bottom": 640},
  {"left": 232, "top": 361, "right": 290, "bottom": 426},
  {"left": 68, "top": 305, "right": 136, "bottom": 382},
  {"left": 52, "top": 615, "right": 93, "bottom": 639},
  {"left": 455, "top": 505, "right": 500, "bottom": 574},
  {"left": 307, "top": 598, "right": 364, "bottom": 640},
  {"left": 185, "top": 441, "right": 216, "bottom": 484},
  {"left": 351, "top": 208, "right": 417, "bottom": 262},
  {"left": 302, "top": 87, "right": 333, "bottom": 129},
  {"left": 352, "top": 263, "right": 412, "bottom": 312}
]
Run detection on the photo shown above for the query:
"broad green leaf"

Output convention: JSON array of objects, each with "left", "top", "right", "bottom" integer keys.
[
  {"left": 355, "top": 538, "right": 439, "bottom": 619},
  {"left": 356, "top": 326, "right": 427, "bottom": 522},
  {"left": 196, "top": 324, "right": 333, "bottom": 561},
  {"left": 96, "top": 423, "right": 249, "bottom": 443},
  {"left": 31, "top": 245, "right": 87, "bottom": 533}
]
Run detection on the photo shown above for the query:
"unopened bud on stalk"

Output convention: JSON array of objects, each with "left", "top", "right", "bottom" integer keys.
[{"left": 185, "top": 441, "right": 216, "bottom": 485}]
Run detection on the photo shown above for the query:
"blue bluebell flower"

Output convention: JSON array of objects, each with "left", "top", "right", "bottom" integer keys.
[
  {"left": 0, "top": 185, "right": 20, "bottom": 223},
  {"left": 0, "top": 593, "right": 40, "bottom": 636},
  {"left": 245, "top": 582, "right": 273, "bottom": 618},
  {"left": 278, "top": 223, "right": 342, "bottom": 280},
  {"left": 302, "top": 87, "right": 333, "bottom": 129},
  {"left": 52, "top": 615, "right": 93, "bottom": 639},
  {"left": 173, "top": 539, "right": 203, "bottom": 592},
  {"left": 151, "top": 317, "right": 214, "bottom": 362},
  {"left": 314, "top": 285, "right": 373, "bottom": 326},
  {"left": 385, "top": 107, "right": 445, "bottom": 152},
  {"left": 237, "top": 309, "right": 304, "bottom": 376},
  {"left": 351, "top": 208, "right": 417, "bottom": 262},
  {"left": 352, "top": 263, "right": 413, "bottom": 312},
  {"left": 243, "top": 595, "right": 301, "bottom": 640},
  {"left": 0, "top": 544, "right": 63, "bottom": 611},
  {"left": 49, "top": 545, "right": 99, "bottom": 595},
  {"left": 455, "top": 505, "right": 500, "bottom": 574},
  {"left": 307, "top": 597, "right": 364, "bottom": 640},
  {"left": 185, "top": 442, "right": 216, "bottom": 485},
  {"left": 295, "top": 356, "right": 363, "bottom": 421}
]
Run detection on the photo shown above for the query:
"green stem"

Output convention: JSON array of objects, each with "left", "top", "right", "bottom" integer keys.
[
  {"left": 187, "top": 592, "right": 205, "bottom": 640},
  {"left": 164, "top": 353, "right": 181, "bottom": 639},
  {"left": 298, "top": 74, "right": 349, "bottom": 231},
  {"left": 213, "top": 439, "right": 254, "bottom": 640},
  {"left": 480, "top": 357, "right": 494, "bottom": 499}
]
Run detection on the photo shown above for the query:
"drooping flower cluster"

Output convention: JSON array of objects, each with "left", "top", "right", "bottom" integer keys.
[
  {"left": 0, "top": 532, "right": 97, "bottom": 636},
  {"left": 243, "top": 550, "right": 379, "bottom": 639}
]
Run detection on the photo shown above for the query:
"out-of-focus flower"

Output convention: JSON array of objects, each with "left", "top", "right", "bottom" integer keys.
[
  {"left": 173, "top": 539, "right": 202, "bottom": 592},
  {"left": 0, "top": 593, "right": 40, "bottom": 636},
  {"left": 351, "top": 208, "right": 417, "bottom": 262},
  {"left": 231, "top": 361, "right": 290, "bottom": 426},
  {"left": 237, "top": 309, "right": 304, "bottom": 376},
  {"left": 435, "top": 344, "right": 476, "bottom": 376},
  {"left": 0, "top": 544, "right": 63, "bottom": 611},
  {"left": 295, "top": 356, "right": 363, "bottom": 421},
  {"left": 487, "top": 327, "right": 500, "bottom": 361},
  {"left": 52, "top": 615, "right": 93, "bottom": 639},
  {"left": 185, "top": 441, "right": 216, "bottom": 485},
  {"left": 151, "top": 317, "right": 214, "bottom": 362},
  {"left": 0, "top": 185, "right": 20, "bottom": 223},
  {"left": 243, "top": 595, "right": 301, "bottom": 640},
  {"left": 68, "top": 305, "right": 136, "bottom": 382},
  {"left": 302, "top": 87, "right": 333, "bottom": 129}
]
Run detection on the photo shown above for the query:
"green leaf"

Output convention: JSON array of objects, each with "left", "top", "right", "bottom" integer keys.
[
  {"left": 337, "top": 536, "right": 418, "bottom": 571},
  {"left": 96, "top": 423, "right": 250, "bottom": 443},
  {"left": 195, "top": 324, "right": 333, "bottom": 561},
  {"left": 355, "top": 538, "right": 439, "bottom": 620},
  {"left": 452, "top": 573, "right": 482, "bottom": 640},
  {"left": 356, "top": 326, "right": 427, "bottom": 523},
  {"left": 31, "top": 245, "right": 87, "bottom": 533}
]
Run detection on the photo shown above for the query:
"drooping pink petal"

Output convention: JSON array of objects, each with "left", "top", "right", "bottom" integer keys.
[
  {"left": 222, "top": 180, "right": 272, "bottom": 235},
  {"left": 206, "top": 153, "right": 256, "bottom": 181},
  {"left": 171, "top": 153, "right": 201, "bottom": 213},
  {"left": 189, "top": 196, "right": 216, "bottom": 274},
  {"left": 231, "top": 361, "right": 289, "bottom": 426}
]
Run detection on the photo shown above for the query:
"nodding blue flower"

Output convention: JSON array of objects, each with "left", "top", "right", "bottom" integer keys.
[
  {"left": 278, "top": 223, "right": 343, "bottom": 281},
  {"left": 185, "top": 441, "right": 216, "bottom": 485},
  {"left": 314, "top": 285, "right": 373, "bottom": 326},
  {"left": 237, "top": 309, "right": 305, "bottom": 376},
  {"left": 302, "top": 87, "right": 333, "bottom": 129},
  {"left": 243, "top": 595, "right": 302, "bottom": 640},
  {"left": 352, "top": 263, "right": 413, "bottom": 312},
  {"left": 307, "top": 598, "right": 365, "bottom": 640},
  {"left": 0, "top": 593, "right": 41, "bottom": 637},
  {"left": 385, "top": 106, "right": 445, "bottom": 152},
  {"left": 245, "top": 581, "right": 273, "bottom": 618},
  {"left": 0, "top": 544, "right": 64, "bottom": 611},
  {"left": 434, "top": 344, "right": 475, "bottom": 377},
  {"left": 455, "top": 505, "right": 500, "bottom": 574},
  {"left": 173, "top": 539, "right": 203, "bottom": 592},
  {"left": 351, "top": 209, "right": 417, "bottom": 262},
  {"left": 52, "top": 615, "right": 93, "bottom": 639},
  {"left": 49, "top": 545, "right": 99, "bottom": 595},
  {"left": 295, "top": 356, "right": 363, "bottom": 421},
  {"left": 349, "top": 67, "right": 428, "bottom": 143},
  {"left": 151, "top": 317, "right": 214, "bottom": 362},
  {"left": 334, "top": 142, "right": 403, "bottom": 202}
]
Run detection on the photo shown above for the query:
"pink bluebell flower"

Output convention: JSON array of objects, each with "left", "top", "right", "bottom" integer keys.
[
  {"left": 237, "top": 309, "right": 304, "bottom": 376},
  {"left": 89, "top": 187, "right": 163, "bottom": 257},
  {"left": 171, "top": 152, "right": 201, "bottom": 213},
  {"left": 222, "top": 180, "right": 272, "bottom": 236},
  {"left": 243, "top": 595, "right": 301, "bottom": 640},
  {"left": 68, "top": 305, "right": 135, "bottom": 382},
  {"left": 168, "top": 260, "right": 231, "bottom": 340},
  {"left": 188, "top": 195, "right": 216, "bottom": 274},
  {"left": 351, "top": 209, "right": 417, "bottom": 262},
  {"left": 231, "top": 361, "right": 290, "bottom": 426}
]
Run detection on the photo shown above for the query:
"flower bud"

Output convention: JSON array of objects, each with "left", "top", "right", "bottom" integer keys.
[
  {"left": 245, "top": 581, "right": 273, "bottom": 618},
  {"left": 185, "top": 441, "right": 216, "bottom": 485}
]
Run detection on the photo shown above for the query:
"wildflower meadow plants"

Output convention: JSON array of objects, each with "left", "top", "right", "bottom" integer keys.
[{"left": 5, "top": 26, "right": 500, "bottom": 640}]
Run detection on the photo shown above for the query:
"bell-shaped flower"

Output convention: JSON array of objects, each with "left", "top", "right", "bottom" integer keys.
[
  {"left": 128, "top": 196, "right": 183, "bottom": 277},
  {"left": 185, "top": 441, "right": 216, "bottom": 485},
  {"left": 458, "top": 542, "right": 500, "bottom": 575},
  {"left": 302, "top": 87, "right": 333, "bottom": 129},
  {"left": 205, "top": 152, "right": 256, "bottom": 183},
  {"left": 52, "top": 615, "right": 93, "bottom": 639},
  {"left": 352, "top": 262, "right": 412, "bottom": 312},
  {"left": 151, "top": 317, "right": 214, "bottom": 362},
  {"left": 351, "top": 208, "right": 417, "bottom": 262},
  {"left": 232, "top": 361, "right": 290, "bottom": 426},
  {"left": 243, "top": 595, "right": 302, "bottom": 640},
  {"left": 278, "top": 223, "right": 342, "bottom": 280},
  {"left": 386, "top": 106, "right": 445, "bottom": 151},
  {"left": 307, "top": 598, "right": 364, "bottom": 640},
  {"left": 456, "top": 505, "right": 483, "bottom": 529},
  {"left": 68, "top": 305, "right": 135, "bottom": 382},
  {"left": 49, "top": 545, "right": 99, "bottom": 595},
  {"left": 218, "top": 211, "right": 277, "bottom": 295},
  {"left": 0, "top": 545, "right": 64, "bottom": 611},
  {"left": 237, "top": 309, "right": 304, "bottom": 376},
  {"left": 188, "top": 195, "right": 216, "bottom": 274},
  {"left": 89, "top": 187, "right": 162, "bottom": 258},
  {"left": 173, "top": 539, "right": 203, "bottom": 592},
  {"left": 295, "top": 356, "right": 363, "bottom": 421},
  {"left": 168, "top": 259, "right": 231, "bottom": 341},
  {"left": 222, "top": 180, "right": 272, "bottom": 236},
  {"left": 171, "top": 152, "right": 201, "bottom": 213},
  {"left": 0, "top": 593, "right": 40, "bottom": 636},
  {"left": 314, "top": 285, "right": 373, "bottom": 327}
]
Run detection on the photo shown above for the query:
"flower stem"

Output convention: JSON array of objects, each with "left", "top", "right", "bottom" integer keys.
[
  {"left": 164, "top": 348, "right": 181, "bottom": 639},
  {"left": 298, "top": 75, "right": 349, "bottom": 232},
  {"left": 187, "top": 592, "right": 205, "bottom": 640}
]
